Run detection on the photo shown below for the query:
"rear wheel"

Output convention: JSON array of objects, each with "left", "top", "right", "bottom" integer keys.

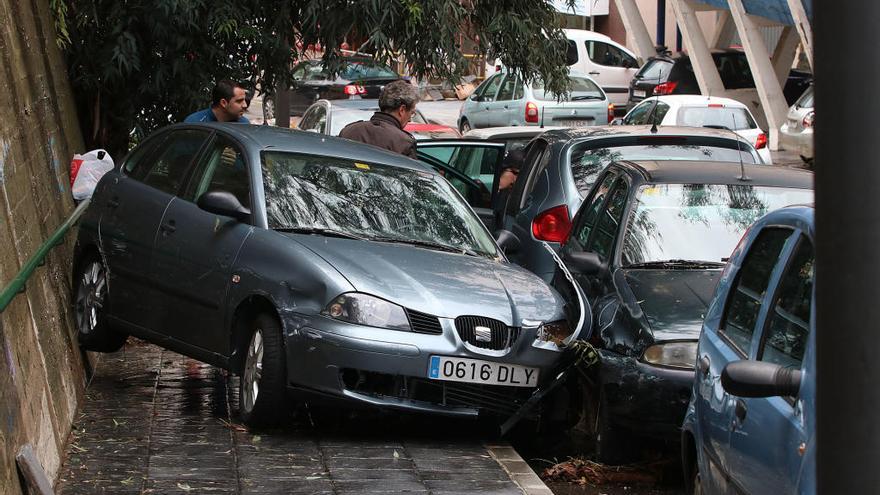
[
  {"left": 238, "top": 313, "right": 287, "bottom": 427},
  {"left": 459, "top": 119, "right": 472, "bottom": 134},
  {"left": 73, "top": 257, "right": 127, "bottom": 352}
]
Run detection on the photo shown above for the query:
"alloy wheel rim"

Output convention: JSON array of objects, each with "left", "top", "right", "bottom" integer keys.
[
  {"left": 243, "top": 329, "right": 264, "bottom": 413},
  {"left": 75, "top": 262, "right": 106, "bottom": 336}
]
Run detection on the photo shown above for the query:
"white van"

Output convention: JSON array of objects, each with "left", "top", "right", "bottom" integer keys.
[{"left": 562, "top": 29, "right": 640, "bottom": 110}]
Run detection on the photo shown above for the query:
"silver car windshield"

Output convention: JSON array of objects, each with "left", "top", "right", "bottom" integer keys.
[
  {"left": 622, "top": 184, "right": 814, "bottom": 265},
  {"left": 261, "top": 152, "right": 499, "bottom": 257}
]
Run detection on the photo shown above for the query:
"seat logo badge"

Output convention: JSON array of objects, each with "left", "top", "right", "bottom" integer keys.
[
  {"left": 232, "top": 274, "right": 240, "bottom": 284},
  {"left": 571, "top": 109, "right": 577, "bottom": 115},
  {"left": 474, "top": 326, "right": 492, "bottom": 342}
]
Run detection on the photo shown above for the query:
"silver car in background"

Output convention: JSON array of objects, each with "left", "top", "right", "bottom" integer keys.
[
  {"left": 458, "top": 73, "right": 613, "bottom": 132},
  {"left": 779, "top": 85, "right": 814, "bottom": 164}
]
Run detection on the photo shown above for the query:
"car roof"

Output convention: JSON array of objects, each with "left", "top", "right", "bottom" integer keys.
[
  {"left": 539, "top": 124, "right": 759, "bottom": 144},
  {"left": 175, "top": 122, "right": 433, "bottom": 174},
  {"left": 639, "top": 95, "right": 750, "bottom": 108},
  {"left": 463, "top": 126, "right": 566, "bottom": 140},
  {"left": 617, "top": 159, "right": 814, "bottom": 188}
]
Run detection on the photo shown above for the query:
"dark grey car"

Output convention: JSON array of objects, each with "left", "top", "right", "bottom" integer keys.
[{"left": 72, "top": 123, "right": 578, "bottom": 426}]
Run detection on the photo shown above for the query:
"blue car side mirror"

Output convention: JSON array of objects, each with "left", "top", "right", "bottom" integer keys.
[
  {"left": 198, "top": 190, "right": 251, "bottom": 222},
  {"left": 494, "top": 229, "right": 520, "bottom": 254},
  {"left": 721, "top": 360, "right": 802, "bottom": 398}
]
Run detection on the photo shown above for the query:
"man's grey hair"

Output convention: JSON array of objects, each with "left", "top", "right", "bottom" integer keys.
[{"left": 379, "top": 80, "right": 419, "bottom": 112}]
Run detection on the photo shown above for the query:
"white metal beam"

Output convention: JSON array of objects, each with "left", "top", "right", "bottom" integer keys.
[
  {"left": 772, "top": 26, "right": 800, "bottom": 85},
  {"left": 670, "top": 0, "right": 724, "bottom": 95},
  {"left": 613, "top": 0, "right": 657, "bottom": 62},
  {"left": 786, "top": 0, "right": 814, "bottom": 71},
  {"left": 727, "top": 0, "right": 789, "bottom": 149},
  {"left": 711, "top": 10, "right": 737, "bottom": 49}
]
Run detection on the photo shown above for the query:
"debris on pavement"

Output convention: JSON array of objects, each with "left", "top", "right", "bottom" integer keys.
[{"left": 540, "top": 457, "right": 670, "bottom": 486}]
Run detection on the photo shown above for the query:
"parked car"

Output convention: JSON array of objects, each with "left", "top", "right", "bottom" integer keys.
[
  {"left": 286, "top": 57, "right": 402, "bottom": 116},
  {"left": 682, "top": 204, "right": 815, "bottom": 494},
  {"left": 553, "top": 161, "right": 813, "bottom": 461},
  {"left": 628, "top": 50, "right": 812, "bottom": 110},
  {"left": 562, "top": 29, "right": 640, "bottom": 110},
  {"left": 620, "top": 95, "right": 772, "bottom": 163},
  {"left": 72, "top": 123, "right": 580, "bottom": 426},
  {"left": 779, "top": 84, "right": 814, "bottom": 164},
  {"left": 497, "top": 125, "right": 767, "bottom": 282},
  {"left": 298, "top": 99, "right": 460, "bottom": 139},
  {"left": 463, "top": 126, "right": 564, "bottom": 155},
  {"left": 458, "top": 73, "right": 612, "bottom": 132}
]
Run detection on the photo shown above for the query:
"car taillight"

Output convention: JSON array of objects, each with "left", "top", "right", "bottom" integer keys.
[
  {"left": 525, "top": 102, "right": 539, "bottom": 123},
  {"left": 532, "top": 205, "right": 571, "bottom": 243},
  {"left": 755, "top": 132, "right": 768, "bottom": 149},
  {"left": 607, "top": 103, "right": 615, "bottom": 123},
  {"left": 344, "top": 85, "right": 366, "bottom": 96},
  {"left": 802, "top": 111, "right": 814, "bottom": 128},
  {"left": 653, "top": 81, "right": 678, "bottom": 95}
]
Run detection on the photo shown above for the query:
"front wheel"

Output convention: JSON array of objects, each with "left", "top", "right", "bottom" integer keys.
[
  {"left": 238, "top": 313, "right": 287, "bottom": 427},
  {"left": 74, "top": 257, "right": 127, "bottom": 352}
]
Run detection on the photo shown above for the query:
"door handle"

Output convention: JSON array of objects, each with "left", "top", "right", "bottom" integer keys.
[
  {"left": 589, "top": 71, "right": 600, "bottom": 75},
  {"left": 699, "top": 355, "right": 710, "bottom": 376},
  {"left": 160, "top": 220, "right": 176, "bottom": 234},
  {"left": 733, "top": 399, "right": 747, "bottom": 429},
  {"left": 107, "top": 197, "right": 120, "bottom": 209}
]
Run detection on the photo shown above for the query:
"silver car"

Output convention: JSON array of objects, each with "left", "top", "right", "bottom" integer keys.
[
  {"left": 779, "top": 85, "right": 814, "bottom": 163},
  {"left": 458, "top": 73, "right": 613, "bottom": 132}
]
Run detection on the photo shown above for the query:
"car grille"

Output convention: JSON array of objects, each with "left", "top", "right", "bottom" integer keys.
[
  {"left": 405, "top": 308, "right": 443, "bottom": 334},
  {"left": 454, "top": 316, "right": 520, "bottom": 351}
]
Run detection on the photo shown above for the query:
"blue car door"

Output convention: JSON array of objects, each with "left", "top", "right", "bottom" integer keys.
[
  {"left": 694, "top": 226, "right": 794, "bottom": 493},
  {"left": 726, "top": 233, "right": 814, "bottom": 494},
  {"left": 469, "top": 73, "right": 503, "bottom": 128},
  {"left": 150, "top": 133, "right": 254, "bottom": 358}
]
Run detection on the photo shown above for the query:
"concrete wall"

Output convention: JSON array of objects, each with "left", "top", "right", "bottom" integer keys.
[{"left": 0, "top": 0, "right": 88, "bottom": 493}]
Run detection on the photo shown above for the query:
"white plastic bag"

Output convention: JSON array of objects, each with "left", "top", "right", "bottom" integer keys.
[{"left": 71, "top": 149, "right": 114, "bottom": 200}]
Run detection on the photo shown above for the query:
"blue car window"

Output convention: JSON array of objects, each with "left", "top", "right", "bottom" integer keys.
[
  {"left": 186, "top": 136, "right": 250, "bottom": 209},
  {"left": 759, "top": 236, "right": 814, "bottom": 368},
  {"left": 572, "top": 173, "right": 616, "bottom": 247},
  {"left": 586, "top": 179, "right": 629, "bottom": 262},
  {"left": 141, "top": 129, "right": 209, "bottom": 195},
  {"left": 719, "top": 227, "right": 792, "bottom": 355}
]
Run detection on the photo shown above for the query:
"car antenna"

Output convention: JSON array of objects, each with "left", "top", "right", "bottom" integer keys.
[
  {"left": 650, "top": 68, "right": 662, "bottom": 133},
  {"left": 731, "top": 111, "right": 750, "bottom": 181}
]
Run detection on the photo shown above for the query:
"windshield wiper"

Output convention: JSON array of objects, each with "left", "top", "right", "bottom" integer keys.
[
  {"left": 626, "top": 259, "right": 726, "bottom": 269},
  {"left": 371, "top": 236, "right": 483, "bottom": 257},
  {"left": 570, "top": 95, "right": 605, "bottom": 101},
  {"left": 276, "top": 227, "right": 367, "bottom": 240}
]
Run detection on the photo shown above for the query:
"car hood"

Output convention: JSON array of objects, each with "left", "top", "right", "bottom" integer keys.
[
  {"left": 288, "top": 235, "right": 564, "bottom": 325},
  {"left": 623, "top": 269, "right": 720, "bottom": 341}
]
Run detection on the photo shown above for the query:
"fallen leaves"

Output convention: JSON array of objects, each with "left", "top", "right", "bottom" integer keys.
[{"left": 540, "top": 457, "right": 667, "bottom": 486}]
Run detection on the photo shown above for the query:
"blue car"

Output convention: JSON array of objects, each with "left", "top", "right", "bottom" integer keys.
[{"left": 682, "top": 205, "right": 815, "bottom": 494}]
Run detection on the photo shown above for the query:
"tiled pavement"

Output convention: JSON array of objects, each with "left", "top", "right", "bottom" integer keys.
[{"left": 55, "top": 340, "right": 549, "bottom": 494}]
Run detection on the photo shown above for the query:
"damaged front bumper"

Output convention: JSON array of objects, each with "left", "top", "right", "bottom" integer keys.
[
  {"left": 280, "top": 311, "right": 564, "bottom": 418},
  {"left": 599, "top": 349, "right": 694, "bottom": 439}
]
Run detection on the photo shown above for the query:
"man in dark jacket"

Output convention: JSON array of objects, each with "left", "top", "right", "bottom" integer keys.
[{"left": 339, "top": 80, "right": 419, "bottom": 158}]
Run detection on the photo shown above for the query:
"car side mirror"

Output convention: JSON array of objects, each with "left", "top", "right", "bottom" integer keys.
[
  {"left": 198, "top": 190, "right": 251, "bottom": 222},
  {"left": 470, "top": 94, "right": 483, "bottom": 102},
  {"left": 721, "top": 361, "right": 802, "bottom": 398},
  {"left": 610, "top": 118, "right": 624, "bottom": 126},
  {"left": 494, "top": 229, "right": 521, "bottom": 254},
  {"left": 563, "top": 251, "right": 605, "bottom": 275}
]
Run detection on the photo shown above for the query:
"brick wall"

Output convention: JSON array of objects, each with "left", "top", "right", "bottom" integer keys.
[{"left": 0, "top": 0, "right": 88, "bottom": 493}]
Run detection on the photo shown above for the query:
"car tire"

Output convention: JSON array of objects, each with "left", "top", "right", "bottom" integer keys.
[
  {"left": 73, "top": 256, "right": 127, "bottom": 352},
  {"left": 459, "top": 119, "right": 471, "bottom": 134},
  {"left": 238, "top": 312, "right": 287, "bottom": 427}
]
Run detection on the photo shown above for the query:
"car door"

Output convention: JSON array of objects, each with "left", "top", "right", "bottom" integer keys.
[
  {"left": 488, "top": 75, "right": 517, "bottom": 126},
  {"left": 415, "top": 141, "right": 505, "bottom": 230},
  {"left": 694, "top": 227, "right": 794, "bottom": 493},
  {"left": 299, "top": 103, "right": 328, "bottom": 134},
  {"left": 584, "top": 40, "right": 639, "bottom": 107},
  {"left": 470, "top": 73, "right": 503, "bottom": 128},
  {"left": 727, "top": 234, "right": 814, "bottom": 494},
  {"left": 149, "top": 133, "right": 255, "bottom": 360},
  {"left": 500, "top": 139, "right": 550, "bottom": 271},
  {"left": 100, "top": 128, "right": 210, "bottom": 333}
]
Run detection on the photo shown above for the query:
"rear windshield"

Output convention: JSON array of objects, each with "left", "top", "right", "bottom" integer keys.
[
  {"left": 569, "top": 137, "right": 759, "bottom": 194},
  {"left": 636, "top": 59, "right": 673, "bottom": 81},
  {"left": 532, "top": 76, "right": 605, "bottom": 101},
  {"left": 676, "top": 106, "right": 757, "bottom": 130},
  {"left": 796, "top": 86, "right": 814, "bottom": 108},
  {"left": 302, "top": 61, "right": 398, "bottom": 81}
]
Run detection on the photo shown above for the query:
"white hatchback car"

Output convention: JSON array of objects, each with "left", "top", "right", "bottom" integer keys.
[{"left": 620, "top": 95, "right": 772, "bottom": 164}]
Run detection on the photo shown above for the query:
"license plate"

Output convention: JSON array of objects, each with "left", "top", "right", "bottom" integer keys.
[
  {"left": 428, "top": 356, "right": 538, "bottom": 387},
  {"left": 568, "top": 119, "right": 592, "bottom": 127},
  {"left": 634, "top": 90, "right": 646, "bottom": 98}
]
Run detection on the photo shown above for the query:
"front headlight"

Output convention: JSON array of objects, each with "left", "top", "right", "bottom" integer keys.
[
  {"left": 321, "top": 293, "right": 411, "bottom": 331},
  {"left": 641, "top": 341, "right": 698, "bottom": 369},
  {"left": 535, "top": 320, "right": 574, "bottom": 346}
]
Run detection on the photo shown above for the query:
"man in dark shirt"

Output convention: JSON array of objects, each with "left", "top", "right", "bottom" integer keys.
[
  {"left": 339, "top": 80, "right": 419, "bottom": 158},
  {"left": 185, "top": 80, "right": 251, "bottom": 123}
]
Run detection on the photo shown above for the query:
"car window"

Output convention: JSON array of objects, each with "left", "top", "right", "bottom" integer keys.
[
  {"left": 677, "top": 106, "right": 757, "bottom": 130},
  {"left": 299, "top": 106, "right": 326, "bottom": 132},
  {"left": 716, "top": 53, "right": 754, "bottom": 89},
  {"left": 292, "top": 63, "right": 307, "bottom": 81},
  {"left": 566, "top": 40, "right": 578, "bottom": 65},
  {"left": 123, "top": 133, "right": 168, "bottom": 181},
  {"left": 513, "top": 78, "right": 524, "bottom": 100},
  {"left": 572, "top": 173, "right": 617, "bottom": 247},
  {"left": 496, "top": 76, "right": 516, "bottom": 101},
  {"left": 532, "top": 76, "right": 604, "bottom": 101},
  {"left": 637, "top": 59, "right": 673, "bottom": 80},
  {"left": 507, "top": 140, "right": 548, "bottom": 215},
  {"left": 338, "top": 61, "right": 398, "bottom": 80},
  {"left": 185, "top": 136, "right": 250, "bottom": 209},
  {"left": 650, "top": 102, "right": 671, "bottom": 124},
  {"left": 719, "top": 227, "right": 793, "bottom": 355},
  {"left": 586, "top": 179, "right": 629, "bottom": 261},
  {"left": 796, "top": 86, "right": 814, "bottom": 109},
  {"left": 417, "top": 145, "right": 501, "bottom": 209},
  {"left": 141, "top": 130, "right": 209, "bottom": 195},
  {"left": 585, "top": 40, "right": 636, "bottom": 68},
  {"left": 623, "top": 101, "right": 654, "bottom": 125},
  {"left": 759, "top": 236, "right": 814, "bottom": 368},
  {"left": 479, "top": 74, "right": 504, "bottom": 102}
]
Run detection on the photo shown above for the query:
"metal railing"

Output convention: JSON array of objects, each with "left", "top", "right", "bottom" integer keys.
[{"left": 0, "top": 199, "right": 90, "bottom": 312}]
